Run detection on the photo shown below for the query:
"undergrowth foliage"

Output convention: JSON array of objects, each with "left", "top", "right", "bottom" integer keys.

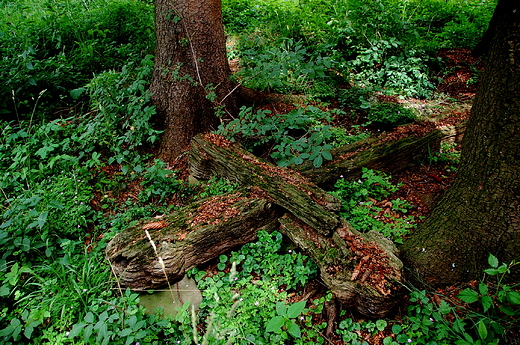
[
  {"left": 216, "top": 105, "right": 366, "bottom": 168},
  {"left": 332, "top": 168, "right": 418, "bottom": 244},
  {"left": 1, "top": 0, "right": 513, "bottom": 344}
]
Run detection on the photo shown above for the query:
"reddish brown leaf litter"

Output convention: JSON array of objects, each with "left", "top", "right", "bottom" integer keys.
[
  {"left": 141, "top": 221, "right": 168, "bottom": 231},
  {"left": 337, "top": 228, "right": 397, "bottom": 296},
  {"left": 436, "top": 48, "right": 485, "bottom": 100},
  {"left": 189, "top": 192, "right": 245, "bottom": 227},
  {"left": 203, "top": 133, "right": 233, "bottom": 148}
]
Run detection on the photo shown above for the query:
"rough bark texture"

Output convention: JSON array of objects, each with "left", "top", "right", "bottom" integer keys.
[
  {"left": 279, "top": 215, "right": 402, "bottom": 318},
  {"left": 187, "top": 134, "right": 403, "bottom": 317},
  {"left": 108, "top": 134, "right": 405, "bottom": 317},
  {"left": 298, "top": 122, "right": 466, "bottom": 190},
  {"left": 150, "top": 0, "right": 235, "bottom": 161},
  {"left": 189, "top": 133, "right": 342, "bottom": 236},
  {"left": 401, "top": 0, "right": 520, "bottom": 286},
  {"left": 107, "top": 194, "right": 282, "bottom": 289}
]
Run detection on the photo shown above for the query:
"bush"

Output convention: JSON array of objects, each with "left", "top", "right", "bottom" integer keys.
[
  {"left": 367, "top": 102, "right": 416, "bottom": 128},
  {"left": 0, "top": 0, "right": 154, "bottom": 120}
]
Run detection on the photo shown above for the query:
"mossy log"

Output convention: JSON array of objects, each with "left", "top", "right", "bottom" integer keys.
[
  {"left": 279, "top": 215, "right": 402, "bottom": 317},
  {"left": 298, "top": 122, "right": 466, "bottom": 189},
  {"left": 189, "top": 133, "right": 341, "bottom": 236},
  {"left": 188, "top": 134, "right": 403, "bottom": 317},
  {"left": 106, "top": 193, "right": 283, "bottom": 289}
]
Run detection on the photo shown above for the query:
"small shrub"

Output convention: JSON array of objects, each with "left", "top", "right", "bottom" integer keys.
[
  {"left": 367, "top": 102, "right": 416, "bottom": 128},
  {"left": 216, "top": 105, "right": 343, "bottom": 167},
  {"left": 237, "top": 38, "right": 334, "bottom": 95},
  {"left": 331, "top": 168, "right": 417, "bottom": 243}
]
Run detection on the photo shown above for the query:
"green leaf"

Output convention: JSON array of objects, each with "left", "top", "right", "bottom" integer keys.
[
  {"left": 480, "top": 295, "right": 493, "bottom": 312},
  {"left": 68, "top": 322, "right": 86, "bottom": 338},
  {"left": 438, "top": 299, "right": 452, "bottom": 314},
  {"left": 84, "top": 312, "right": 95, "bottom": 323},
  {"left": 499, "top": 305, "right": 516, "bottom": 316},
  {"left": 48, "top": 200, "right": 64, "bottom": 209},
  {"left": 38, "top": 211, "right": 48, "bottom": 229},
  {"left": 477, "top": 321, "right": 488, "bottom": 340},
  {"left": 458, "top": 289, "right": 479, "bottom": 303},
  {"left": 478, "top": 282, "right": 488, "bottom": 296},
  {"left": 287, "top": 321, "right": 301, "bottom": 338},
  {"left": 70, "top": 87, "right": 86, "bottom": 100},
  {"left": 376, "top": 319, "right": 387, "bottom": 331},
  {"left": 83, "top": 324, "right": 94, "bottom": 343},
  {"left": 0, "top": 284, "right": 9, "bottom": 297},
  {"left": 391, "top": 324, "right": 402, "bottom": 334},
  {"left": 119, "top": 328, "right": 133, "bottom": 337},
  {"left": 275, "top": 302, "right": 287, "bottom": 317},
  {"left": 322, "top": 150, "right": 333, "bottom": 161},
  {"left": 287, "top": 300, "right": 306, "bottom": 319},
  {"left": 488, "top": 254, "right": 499, "bottom": 268},
  {"left": 507, "top": 291, "right": 520, "bottom": 305},
  {"left": 266, "top": 316, "right": 285, "bottom": 333},
  {"left": 313, "top": 155, "right": 323, "bottom": 168}
]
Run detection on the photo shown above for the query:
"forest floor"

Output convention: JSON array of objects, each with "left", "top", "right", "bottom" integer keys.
[{"left": 94, "top": 48, "right": 485, "bottom": 344}]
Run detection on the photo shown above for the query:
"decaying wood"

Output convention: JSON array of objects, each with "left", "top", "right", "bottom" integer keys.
[
  {"left": 279, "top": 215, "right": 402, "bottom": 317},
  {"left": 189, "top": 133, "right": 341, "bottom": 236},
  {"left": 107, "top": 132, "right": 420, "bottom": 317},
  {"left": 298, "top": 122, "right": 466, "bottom": 189},
  {"left": 106, "top": 193, "right": 282, "bottom": 289},
  {"left": 186, "top": 134, "right": 403, "bottom": 317}
]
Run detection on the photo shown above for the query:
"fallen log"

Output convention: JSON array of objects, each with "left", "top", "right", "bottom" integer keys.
[
  {"left": 279, "top": 215, "right": 402, "bottom": 318},
  {"left": 298, "top": 122, "right": 466, "bottom": 189},
  {"left": 189, "top": 133, "right": 341, "bottom": 236},
  {"left": 107, "top": 134, "right": 405, "bottom": 317},
  {"left": 106, "top": 192, "right": 283, "bottom": 289},
  {"left": 187, "top": 134, "right": 403, "bottom": 317}
]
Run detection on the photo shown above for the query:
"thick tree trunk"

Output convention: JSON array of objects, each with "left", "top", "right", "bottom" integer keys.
[
  {"left": 150, "top": 0, "right": 235, "bottom": 162},
  {"left": 401, "top": 0, "right": 520, "bottom": 286}
]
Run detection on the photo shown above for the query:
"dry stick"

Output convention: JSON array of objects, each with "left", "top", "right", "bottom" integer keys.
[
  {"left": 109, "top": 261, "right": 125, "bottom": 298},
  {"left": 145, "top": 230, "right": 177, "bottom": 304}
]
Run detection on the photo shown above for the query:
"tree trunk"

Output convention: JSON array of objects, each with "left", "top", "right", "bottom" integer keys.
[
  {"left": 401, "top": 0, "right": 520, "bottom": 286},
  {"left": 150, "top": 0, "right": 235, "bottom": 162}
]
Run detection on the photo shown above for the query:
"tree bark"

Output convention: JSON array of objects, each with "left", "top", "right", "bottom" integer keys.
[
  {"left": 298, "top": 122, "right": 466, "bottom": 190},
  {"left": 106, "top": 194, "right": 283, "bottom": 289},
  {"left": 187, "top": 134, "right": 403, "bottom": 317},
  {"left": 150, "top": 0, "right": 236, "bottom": 162},
  {"left": 107, "top": 134, "right": 404, "bottom": 317},
  {"left": 189, "top": 133, "right": 342, "bottom": 236},
  {"left": 401, "top": 0, "right": 520, "bottom": 286}
]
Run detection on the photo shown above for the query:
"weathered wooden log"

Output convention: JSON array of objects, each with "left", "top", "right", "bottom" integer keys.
[
  {"left": 189, "top": 133, "right": 341, "bottom": 236},
  {"left": 188, "top": 134, "right": 403, "bottom": 317},
  {"left": 279, "top": 214, "right": 402, "bottom": 318},
  {"left": 298, "top": 122, "right": 466, "bottom": 189},
  {"left": 106, "top": 192, "right": 283, "bottom": 289}
]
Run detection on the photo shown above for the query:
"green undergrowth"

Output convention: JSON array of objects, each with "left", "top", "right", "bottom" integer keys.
[
  {"left": 0, "top": 0, "right": 514, "bottom": 343},
  {"left": 224, "top": 0, "right": 495, "bottom": 99},
  {"left": 331, "top": 168, "right": 419, "bottom": 244},
  {"left": 0, "top": 0, "right": 154, "bottom": 120},
  {"left": 215, "top": 105, "right": 370, "bottom": 168}
]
